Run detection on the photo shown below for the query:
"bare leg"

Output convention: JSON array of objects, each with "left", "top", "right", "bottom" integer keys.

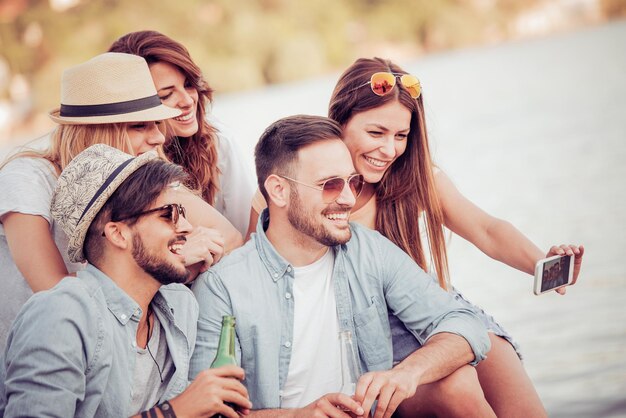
[
  {"left": 395, "top": 365, "right": 496, "bottom": 418},
  {"left": 476, "top": 333, "right": 547, "bottom": 418}
]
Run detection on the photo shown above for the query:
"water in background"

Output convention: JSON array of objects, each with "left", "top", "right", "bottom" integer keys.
[
  {"left": 211, "top": 21, "right": 626, "bottom": 417},
  {"left": 2, "top": 20, "right": 625, "bottom": 418}
]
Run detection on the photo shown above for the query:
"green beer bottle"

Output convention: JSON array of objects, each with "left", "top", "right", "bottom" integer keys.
[
  {"left": 210, "top": 315, "right": 238, "bottom": 417},
  {"left": 210, "top": 315, "right": 237, "bottom": 368}
]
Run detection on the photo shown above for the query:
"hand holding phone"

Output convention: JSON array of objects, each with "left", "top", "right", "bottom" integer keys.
[{"left": 533, "top": 254, "right": 575, "bottom": 295}]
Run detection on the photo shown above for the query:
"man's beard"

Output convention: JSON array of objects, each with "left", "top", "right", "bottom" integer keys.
[
  {"left": 132, "top": 234, "right": 188, "bottom": 285},
  {"left": 287, "top": 188, "right": 351, "bottom": 246}
]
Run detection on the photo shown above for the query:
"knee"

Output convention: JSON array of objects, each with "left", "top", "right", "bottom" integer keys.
[{"left": 435, "top": 365, "right": 485, "bottom": 401}]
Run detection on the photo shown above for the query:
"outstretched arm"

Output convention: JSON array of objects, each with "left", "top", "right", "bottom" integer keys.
[
  {"left": 435, "top": 170, "right": 584, "bottom": 291},
  {"left": 435, "top": 170, "right": 544, "bottom": 274},
  {"left": 2, "top": 213, "right": 70, "bottom": 292}
]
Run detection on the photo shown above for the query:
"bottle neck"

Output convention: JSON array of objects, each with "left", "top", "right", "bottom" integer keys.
[{"left": 211, "top": 316, "right": 237, "bottom": 368}]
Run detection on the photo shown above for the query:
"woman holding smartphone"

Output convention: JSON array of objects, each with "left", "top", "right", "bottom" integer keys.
[{"left": 249, "top": 57, "right": 584, "bottom": 416}]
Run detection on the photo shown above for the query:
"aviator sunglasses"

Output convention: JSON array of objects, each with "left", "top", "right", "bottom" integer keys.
[
  {"left": 114, "top": 203, "right": 187, "bottom": 225},
  {"left": 280, "top": 174, "right": 364, "bottom": 203},
  {"left": 357, "top": 72, "right": 421, "bottom": 99}
]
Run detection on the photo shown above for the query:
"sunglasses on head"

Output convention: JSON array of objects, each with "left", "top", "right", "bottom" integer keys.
[
  {"left": 280, "top": 174, "right": 364, "bottom": 204},
  {"left": 114, "top": 203, "right": 187, "bottom": 225},
  {"left": 356, "top": 72, "right": 421, "bottom": 99}
]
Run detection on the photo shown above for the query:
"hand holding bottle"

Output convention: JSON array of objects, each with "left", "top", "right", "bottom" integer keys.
[{"left": 168, "top": 365, "right": 252, "bottom": 417}]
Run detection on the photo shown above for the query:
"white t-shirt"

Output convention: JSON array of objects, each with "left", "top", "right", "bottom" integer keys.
[
  {"left": 0, "top": 157, "right": 83, "bottom": 349},
  {"left": 280, "top": 250, "right": 342, "bottom": 408}
]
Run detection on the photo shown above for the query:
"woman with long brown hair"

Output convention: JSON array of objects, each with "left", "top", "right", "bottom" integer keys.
[
  {"left": 250, "top": 57, "right": 584, "bottom": 416},
  {"left": 109, "top": 31, "right": 255, "bottom": 237}
]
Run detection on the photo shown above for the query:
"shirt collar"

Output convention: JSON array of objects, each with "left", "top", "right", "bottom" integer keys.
[
  {"left": 254, "top": 209, "right": 294, "bottom": 282},
  {"left": 83, "top": 264, "right": 140, "bottom": 325}
]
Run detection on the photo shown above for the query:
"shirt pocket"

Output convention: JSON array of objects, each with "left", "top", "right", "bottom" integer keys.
[{"left": 353, "top": 296, "right": 389, "bottom": 367}]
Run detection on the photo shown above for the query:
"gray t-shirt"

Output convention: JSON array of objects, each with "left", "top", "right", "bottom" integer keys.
[
  {"left": 129, "top": 314, "right": 174, "bottom": 414},
  {"left": 0, "top": 157, "right": 83, "bottom": 348}
]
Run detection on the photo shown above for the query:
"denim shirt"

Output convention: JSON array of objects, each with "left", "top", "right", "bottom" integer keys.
[
  {"left": 0, "top": 264, "right": 198, "bottom": 418},
  {"left": 190, "top": 211, "right": 490, "bottom": 409}
]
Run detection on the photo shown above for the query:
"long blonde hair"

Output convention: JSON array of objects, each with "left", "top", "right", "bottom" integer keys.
[
  {"left": 329, "top": 57, "right": 450, "bottom": 290},
  {"left": 1, "top": 124, "right": 133, "bottom": 173}
]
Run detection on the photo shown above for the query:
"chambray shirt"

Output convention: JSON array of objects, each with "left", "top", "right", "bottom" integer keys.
[
  {"left": 190, "top": 211, "right": 490, "bottom": 409},
  {"left": 0, "top": 264, "right": 198, "bottom": 418}
]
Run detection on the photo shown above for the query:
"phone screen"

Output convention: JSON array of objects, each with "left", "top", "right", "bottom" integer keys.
[{"left": 540, "top": 255, "right": 572, "bottom": 292}]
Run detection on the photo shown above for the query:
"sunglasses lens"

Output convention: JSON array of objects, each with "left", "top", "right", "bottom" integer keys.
[
  {"left": 400, "top": 74, "right": 421, "bottom": 98},
  {"left": 165, "top": 205, "right": 177, "bottom": 224},
  {"left": 348, "top": 175, "right": 364, "bottom": 198},
  {"left": 322, "top": 178, "right": 346, "bottom": 202},
  {"left": 370, "top": 72, "right": 397, "bottom": 96}
]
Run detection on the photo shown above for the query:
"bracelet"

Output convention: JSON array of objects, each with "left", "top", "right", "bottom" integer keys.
[{"left": 157, "top": 400, "right": 177, "bottom": 418}]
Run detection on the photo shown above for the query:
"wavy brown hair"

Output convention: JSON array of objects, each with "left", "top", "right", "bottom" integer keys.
[
  {"left": 109, "top": 30, "right": 221, "bottom": 204},
  {"left": 329, "top": 57, "right": 450, "bottom": 290}
]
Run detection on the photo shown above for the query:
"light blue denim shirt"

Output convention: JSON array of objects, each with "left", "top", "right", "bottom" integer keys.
[
  {"left": 0, "top": 264, "right": 198, "bottom": 418},
  {"left": 190, "top": 211, "right": 490, "bottom": 409}
]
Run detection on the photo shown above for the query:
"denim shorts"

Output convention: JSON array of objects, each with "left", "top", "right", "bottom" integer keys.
[{"left": 390, "top": 286, "right": 521, "bottom": 364}]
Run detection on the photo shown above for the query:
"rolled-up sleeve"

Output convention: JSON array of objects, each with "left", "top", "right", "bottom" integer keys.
[{"left": 376, "top": 233, "right": 491, "bottom": 364}]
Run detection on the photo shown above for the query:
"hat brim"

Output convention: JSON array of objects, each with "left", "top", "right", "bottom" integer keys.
[
  {"left": 48, "top": 104, "right": 181, "bottom": 125},
  {"left": 67, "top": 150, "right": 158, "bottom": 263}
]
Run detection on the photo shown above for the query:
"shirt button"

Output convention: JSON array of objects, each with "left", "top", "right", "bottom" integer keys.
[
  {"left": 286, "top": 266, "right": 292, "bottom": 272},
  {"left": 285, "top": 292, "right": 292, "bottom": 299},
  {"left": 120, "top": 314, "right": 127, "bottom": 320},
  {"left": 284, "top": 341, "right": 292, "bottom": 348},
  {"left": 131, "top": 341, "right": 137, "bottom": 348},
  {"left": 273, "top": 273, "right": 279, "bottom": 278}
]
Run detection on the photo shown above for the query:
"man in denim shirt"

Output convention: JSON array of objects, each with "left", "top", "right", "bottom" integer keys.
[
  {"left": 191, "top": 116, "right": 495, "bottom": 417},
  {"left": 0, "top": 145, "right": 251, "bottom": 417}
]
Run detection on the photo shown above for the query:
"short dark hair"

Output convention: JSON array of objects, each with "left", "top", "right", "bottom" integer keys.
[
  {"left": 254, "top": 115, "right": 342, "bottom": 200},
  {"left": 84, "top": 159, "right": 187, "bottom": 265}
]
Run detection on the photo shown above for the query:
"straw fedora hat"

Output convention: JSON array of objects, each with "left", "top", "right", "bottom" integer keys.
[
  {"left": 51, "top": 143, "right": 158, "bottom": 263},
  {"left": 49, "top": 52, "right": 181, "bottom": 124}
]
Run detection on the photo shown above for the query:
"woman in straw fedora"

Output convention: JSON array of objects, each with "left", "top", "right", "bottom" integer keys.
[
  {"left": 0, "top": 52, "right": 241, "bottom": 349},
  {"left": 109, "top": 30, "right": 256, "bottom": 237}
]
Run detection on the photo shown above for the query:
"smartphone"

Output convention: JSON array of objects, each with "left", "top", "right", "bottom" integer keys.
[{"left": 533, "top": 254, "right": 575, "bottom": 295}]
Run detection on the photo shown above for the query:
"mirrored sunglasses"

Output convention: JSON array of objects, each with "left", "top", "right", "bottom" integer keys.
[
  {"left": 359, "top": 72, "right": 421, "bottom": 99},
  {"left": 281, "top": 174, "right": 364, "bottom": 203}
]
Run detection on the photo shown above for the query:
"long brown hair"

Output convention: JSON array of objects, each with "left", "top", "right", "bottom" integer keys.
[
  {"left": 329, "top": 57, "right": 450, "bottom": 290},
  {"left": 108, "top": 30, "right": 221, "bottom": 204},
  {"left": 1, "top": 124, "right": 133, "bottom": 173}
]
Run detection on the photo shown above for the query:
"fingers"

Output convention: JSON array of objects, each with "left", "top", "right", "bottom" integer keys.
[
  {"left": 357, "top": 373, "right": 383, "bottom": 417},
  {"left": 202, "top": 364, "right": 246, "bottom": 381},
  {"left": 320, "top": 393, "right": 364, "bottom": 417},
  {"left": 373, "top": 384, "right": 394, "bottom": 418}
]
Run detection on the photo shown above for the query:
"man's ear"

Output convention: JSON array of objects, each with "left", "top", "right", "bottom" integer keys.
[
  {"left": 102, "top": 221, "right": 131, "bottom": 251},
  {"left": 264, "top": 175, "right": 290, "bottom": 208}
]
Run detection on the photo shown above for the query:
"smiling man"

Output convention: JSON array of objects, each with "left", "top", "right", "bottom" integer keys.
[
  {"left": 0, "top": 144, "right": 251, "bottom": 418},
  {"left": 190, "top": 115, "right": 495, "bottom": 418}
]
